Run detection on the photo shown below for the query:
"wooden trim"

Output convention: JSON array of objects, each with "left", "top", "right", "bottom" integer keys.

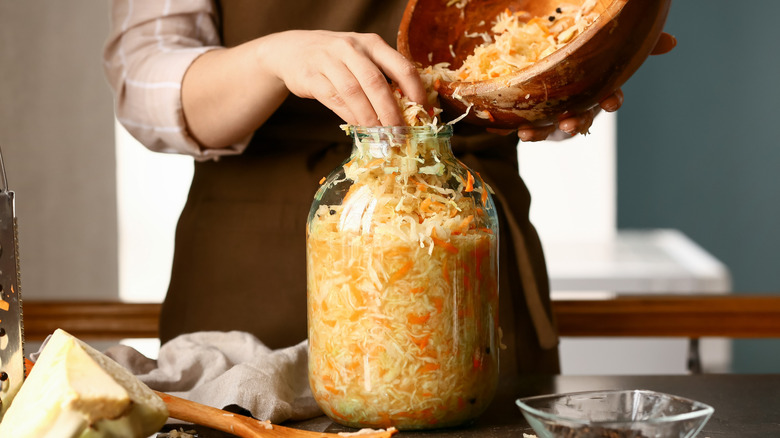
[
  {"left": 22, "top": 301, "right": 160, "bottom": 341},
  {"left": 553, "top": 295, "right": 780, "bottom": 338},
  {"left": 17, "top": 295, "right": 780, "bottom": 341}
]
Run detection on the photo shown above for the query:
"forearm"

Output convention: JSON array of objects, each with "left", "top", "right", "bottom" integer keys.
[{"left": 182, "top": 38, "right": 290, "bottom": 149}]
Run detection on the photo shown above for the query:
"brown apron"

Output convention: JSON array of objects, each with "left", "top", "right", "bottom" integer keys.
[{"left": 160, "top": 0, "right": 560, "bottom": 376}]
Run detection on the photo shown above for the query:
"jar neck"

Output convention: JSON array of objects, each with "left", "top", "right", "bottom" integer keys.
[{"left": 348, "top": 125, "right": 454, "bottom": 160}]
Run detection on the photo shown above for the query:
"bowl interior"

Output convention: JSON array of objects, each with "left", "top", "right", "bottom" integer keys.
[{"left": 516, "top": 390, "right": 714, "bottom": 438}]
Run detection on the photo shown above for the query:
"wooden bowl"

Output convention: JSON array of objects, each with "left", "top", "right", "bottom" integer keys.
[{"left": 398, "top": 0, "right": 672, "bottom": 128}]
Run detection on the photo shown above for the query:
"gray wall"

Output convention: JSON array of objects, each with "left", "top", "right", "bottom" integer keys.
[
  {"left": 617, "top": 1, "right": 780, "bottom": 372},
  {"left": 0, "top": 2, "right": 118, "bottom": 300}
]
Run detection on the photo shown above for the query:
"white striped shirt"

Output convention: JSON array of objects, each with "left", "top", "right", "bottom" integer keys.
[{"left": 104, "top": 0, "right": 249, "bottom": 160}]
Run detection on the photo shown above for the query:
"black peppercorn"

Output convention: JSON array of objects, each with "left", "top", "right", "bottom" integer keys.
[
  {"left": 556, "top": 7, "right": 562, "bottom": 13},
  {"left": 548, "top": 16, "right": 555, "bottom": 21}
]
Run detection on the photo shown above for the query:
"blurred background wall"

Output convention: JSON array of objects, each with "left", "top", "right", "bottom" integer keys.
[
  {"left": 617, "top": 1, "right": 780, "bottom": 372},
  {"left": 0, "top": 1, "right": 118, "bottom": 300}
]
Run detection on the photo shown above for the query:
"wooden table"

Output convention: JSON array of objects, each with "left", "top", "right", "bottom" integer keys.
[{"left": 159, "top": 374, "right": 780, "bottom": 438}]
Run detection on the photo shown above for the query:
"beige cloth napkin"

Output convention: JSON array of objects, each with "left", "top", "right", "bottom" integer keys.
[{"left": 103, "top": 331, "right": 323, "bottom": 424}]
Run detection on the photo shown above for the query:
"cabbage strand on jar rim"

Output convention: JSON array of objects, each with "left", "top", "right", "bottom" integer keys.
[{"left": 307, "top": 125, "right": 500, "bottom": 429}]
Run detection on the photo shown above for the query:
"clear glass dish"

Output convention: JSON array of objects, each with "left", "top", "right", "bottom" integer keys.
[{"left": 516, "top": 389, "right": 714, "bottom": 438}]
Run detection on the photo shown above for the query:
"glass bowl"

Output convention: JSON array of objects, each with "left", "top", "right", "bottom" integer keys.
[{"left": 516, "top": 389, "right": 714, "bottom": 438}]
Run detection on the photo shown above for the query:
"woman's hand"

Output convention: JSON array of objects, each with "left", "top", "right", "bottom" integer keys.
[
  {"left": 513, "top": 32, "right": 677, "bottom": 142},
  {"left": 264, "top": 30, "right": 427, "bottom": 127},
  {"left": 182, "top": 30, "right": 427, "bottom": 149}
]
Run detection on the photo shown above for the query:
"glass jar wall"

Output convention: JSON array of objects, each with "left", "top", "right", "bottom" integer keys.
[{"left": 306, "top": 125, "right": 499, "bottom": 429}]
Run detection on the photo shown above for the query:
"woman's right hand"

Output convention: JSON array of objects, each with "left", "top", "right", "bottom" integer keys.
[
  {"left": 182, "top": 30, "right": 427, "bottom": 149},
  {"left": 262, "top": 30, "right": 428, "bottom": 127}
]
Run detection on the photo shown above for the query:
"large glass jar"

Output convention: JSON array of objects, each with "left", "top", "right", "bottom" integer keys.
[{"left": 306, "top": 125, "right": 499, "bottom": 430}]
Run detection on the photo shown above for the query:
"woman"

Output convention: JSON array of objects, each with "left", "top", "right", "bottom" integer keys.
[{"left": 103, "top": 0, "right": 674, "bottom": 376}]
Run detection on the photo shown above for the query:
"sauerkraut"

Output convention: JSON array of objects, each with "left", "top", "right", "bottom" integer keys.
[
  {"left": 307, "top": 126, "right": 498, "bottom": 429},
  {"left": 397, "top": 2, "right": 599, "bottom": 125},
  {"left": 452, "top": 1, "right": 599, "bottom": 82}
]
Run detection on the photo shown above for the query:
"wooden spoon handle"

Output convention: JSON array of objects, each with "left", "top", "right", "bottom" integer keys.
[{"left": 154, "top": 391, "right": 397, "bottom": 438}]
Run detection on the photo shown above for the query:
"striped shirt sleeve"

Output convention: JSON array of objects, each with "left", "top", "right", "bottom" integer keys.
[{"left": 104, "top": 0, "right": 250, "bottom": 160}]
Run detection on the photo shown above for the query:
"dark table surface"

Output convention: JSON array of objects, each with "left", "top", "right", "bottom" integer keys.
[{"left": 159, "top": 374, "right": 780, "bottom": 438}]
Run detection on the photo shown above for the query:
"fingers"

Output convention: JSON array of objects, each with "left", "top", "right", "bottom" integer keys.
[
  {"left": 325, "top": 57, "right": 388, "bottom": 126},
  {"left": 275, "top": 31, "right": 423, "bottom": 127},
  {"left": 599, "top": 88, "right": 624, "bottom": 112},
  {"left": 306, "top": 71, "right": 361, "bottom": 126},
  {"left": 651, "top": 32, "right": 677, "bottom": 55},
  {"left": 517, "top": 124, "right": 557, "bottom": 142},
  {"left": 515, "top": 89, "right": 618, "bottom": 141},
  {"left": 558, "top": 107, "right": 597, "bottom": 136},
  {"left": 366, "top": 36, "right": 427, "bottom": 107}
]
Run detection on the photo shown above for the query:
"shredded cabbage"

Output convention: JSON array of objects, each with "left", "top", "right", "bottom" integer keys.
[
  {"left": 308, "top": 127, "right": 499, "bottom": 429},
  {"left": 453, "top": 2, "right": 599, "bottom": 82},
  {"left": 395, "top": 2, "right": 599, "bottom": 126}
]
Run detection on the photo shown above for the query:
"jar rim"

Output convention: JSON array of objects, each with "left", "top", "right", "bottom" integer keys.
[{"left": 347, "top": 124, "right": 453, "bottom": 138}]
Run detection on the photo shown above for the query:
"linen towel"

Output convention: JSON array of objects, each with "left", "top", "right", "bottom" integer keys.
[{"left": 103, "top": 331, "right": 323, "bottom": 424}]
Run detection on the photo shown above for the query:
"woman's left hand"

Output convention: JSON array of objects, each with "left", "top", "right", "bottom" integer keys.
[{"left": 511, "top": 32, "right": 676, "bottom": 142}]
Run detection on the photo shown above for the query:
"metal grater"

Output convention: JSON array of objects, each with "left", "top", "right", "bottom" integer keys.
[{"left": 0, "top": 145, "right": 24, "bottom": 421}]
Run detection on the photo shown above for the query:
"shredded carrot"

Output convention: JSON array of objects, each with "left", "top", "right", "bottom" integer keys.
[
  {"left": 420, "top": 197, "right": 433, "bottom": 213},
  {"left": 420, "top": 363, "right": 441, "bottom": 373},
  {"left": 408, "top": 313, "right": 431, "bottom": 325},
  {"left": 388, "top": 261, "right": 414, "bottom": 285},
  {"left": 431, "top": 235, "right": 459, "bottom": 254},
  {"left": 330, "top": 408, "right": 350, "bottom": 421},
  {"left": 457, "top": 215, "right": 474, "bottom": 233},
  {"left": 24, "top": 358, "right": 34, "bottom": 378},
  {"left": 465, "top": 171, "right": 475, "bottom": 192},
  {"left": 412, "top": 334, "right": 431, "bottom": 349},
  {"left": 324, "top": 385, "right": 340, "bottom": 395},
  {"left": 432, "top": 296, "right": 444, "bottom": 313},
  {"left": 366, "top": 158, "right": 384, "bottom": 168},
  {"left": 319, "top": 176, "right": 326, "bottom": 185}
]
